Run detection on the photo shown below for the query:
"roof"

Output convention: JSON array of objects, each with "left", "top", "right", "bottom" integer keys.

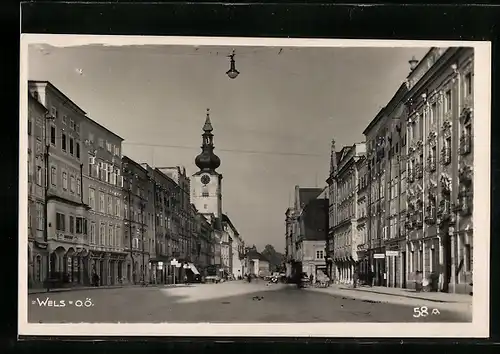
[
  {"left": 300, "top": 199, "right": 329, "bottom": 241},
  {"left": 246, "top": 250, "right": 268, "bottom": 262},
  {"left": 222, "top": 214, "right": 239, "bottom": 236},
  {"left": 29, "top": 80, "right": 87, "bottom": 115},
  {"left": 28, "top": 92, "right": 48, "bottom": 112},
  {"left": 29, "top": 80, "right": 124, "bottom": 141},
  {"left": 122, "top": 156, "right": 148, "bottom": 174},
  {"left": 362, "top": 83, "right": 407, "bottom": 136},
  {"left": 298, "top": 188, "right": 323, "bottom": 207}
]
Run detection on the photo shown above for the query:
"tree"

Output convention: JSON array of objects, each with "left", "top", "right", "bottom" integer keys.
[{"left": 261, "top": 244, "right": 284, "bottom": 272}]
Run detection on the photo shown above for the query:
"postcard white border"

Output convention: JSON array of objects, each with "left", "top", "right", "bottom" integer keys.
[{"left": 18, "top": 35, "right": 491, "bottom": 338}]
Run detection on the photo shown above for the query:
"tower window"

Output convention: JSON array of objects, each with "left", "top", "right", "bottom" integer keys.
[{"left": 202, "top": 192, "right": 209, "bottom": 197}]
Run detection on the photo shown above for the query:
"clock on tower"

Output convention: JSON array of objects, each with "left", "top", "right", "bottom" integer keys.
[{"left": 201, "top": 174, "right": 211, "bottom": 185}]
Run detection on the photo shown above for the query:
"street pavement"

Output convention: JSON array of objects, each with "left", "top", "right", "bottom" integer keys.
[{"left": 28, "top": 280, "right": 470, "bottom": 323}]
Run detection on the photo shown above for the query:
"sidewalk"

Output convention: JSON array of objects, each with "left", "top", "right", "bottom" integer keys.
[
  {"left": 306, "top": 284, "right": 472, "bottom": 319},
  {"left": 28, "top": 283, "right": 195, "bottom": 295},
  {"left": 335, "top": 285, "right": 472, "bottom": 304}
]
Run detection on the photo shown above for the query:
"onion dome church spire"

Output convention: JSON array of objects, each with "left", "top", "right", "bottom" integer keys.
[{"left": 195, "top": 108, "right": 221, "bottom": 172}]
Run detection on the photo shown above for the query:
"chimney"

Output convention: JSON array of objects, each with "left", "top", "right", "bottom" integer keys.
[{"left": 409, "top": 56, "right": 419, "bottom": 72}]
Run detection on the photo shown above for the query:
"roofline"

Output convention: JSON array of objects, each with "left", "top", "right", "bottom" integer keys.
[
  {"left": 28, "top": 92, "right": 48, "bottom": 112},
  {"left": 122, "top": 155, "right": 148, "bottom": 174},
  {"left": 29, "top": 80, "right": 125, "bottom": 141},
  {"left": 404, "top": 47, "right": 436, "bottom": 80},
  {"left": 153, "top": 167, "right": 178, "bottom": 185},
  {"left": 362, "top": 82, "right": 407, "bottom": 136},
  {"left": 222, "top": 213, "right": 240, "bottom": 236},
  {"left": 401, "top": 47, "right": 463, "bottom": 104},
  {"left": 85, "top": 116, "right": 125, "bottom": 141},
  {"left": 29, "top": 80, "right": 87, "bottom": 115}
]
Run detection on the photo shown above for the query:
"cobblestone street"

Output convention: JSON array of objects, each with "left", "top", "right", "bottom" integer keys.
[{"left": 28, "top": 281, "right": 470, "bottom": 323}]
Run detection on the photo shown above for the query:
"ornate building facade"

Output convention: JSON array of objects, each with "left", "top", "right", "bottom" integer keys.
[
  {"left": 355, "top": 155, "right": 369, "bottom": 281},
  {"left": 404, "top": 47, "right": 474, "bottom": 293},
  {"left": 330, "top": 143, "right": 366, "bottom": 284},
  {"left": 83, "top": 117, "right": 125, "bottom": 287},
  {"left": 121, "top": 157, "right": 154, "bottom": 284}
]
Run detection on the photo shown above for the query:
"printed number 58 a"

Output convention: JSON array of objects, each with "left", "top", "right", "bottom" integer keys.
[{"left": 413, "top": 306, "right": 429, "bottom": 318}]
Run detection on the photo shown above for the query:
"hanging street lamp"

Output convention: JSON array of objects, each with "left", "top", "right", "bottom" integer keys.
[{"left": 226, "top": 50, "right": 239, "bottom": 79}]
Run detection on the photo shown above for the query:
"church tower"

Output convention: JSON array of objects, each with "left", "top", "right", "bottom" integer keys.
[{"left": 191, "top": 109, "right": 223, "bottom": 218}]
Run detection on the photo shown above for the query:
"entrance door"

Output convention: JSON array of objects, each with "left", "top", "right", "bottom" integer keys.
[{"left": 402, "top": 251, "right": 407, "bottom": 288}]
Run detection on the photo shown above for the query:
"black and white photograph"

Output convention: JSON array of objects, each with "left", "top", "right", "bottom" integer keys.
[{"left": 19, "top": 35, "right": 490, "bottom": 337}]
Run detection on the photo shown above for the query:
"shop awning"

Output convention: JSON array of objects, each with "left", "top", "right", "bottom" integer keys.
[{"left": 188, "top": 263, "right": 200, "bottom": 275}]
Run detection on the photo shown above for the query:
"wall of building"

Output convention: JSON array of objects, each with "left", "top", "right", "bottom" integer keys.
[{"left": 27, "top": 94, "right": 48, "bottom": 288}]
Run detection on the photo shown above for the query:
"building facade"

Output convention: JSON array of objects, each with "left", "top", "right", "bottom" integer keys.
[
  {"left": 325, "top": 140, "right": 342, "bottom": 281},
  {"left": 330, "top": 143, "right": 366, "bottom": 284},
  {"left": 28, "top": 81, "right": 93, "bottom": 288},
  {"left": 290, "top": 186, "right": 327, "bottom": 282},
  {"left": 363, "top": 106, "right": 390, "bottom": 287},
  {"left": 82, "top": 117, "right": 126, "bottom": 287},
  {"left": 403, "top": 47, "right": 474, "bottom": 293},
  {"left": 121, "top": 157, "right": 154, "bottom": 284},
  {"left": 27, "top": 92, "right": 49, "bottom": 288},
  {"left": 221, "top": 214, "right": 245, "bottom": 278},
  {"left": 355, "top": 155, "right": 370, "bottom": 281}
]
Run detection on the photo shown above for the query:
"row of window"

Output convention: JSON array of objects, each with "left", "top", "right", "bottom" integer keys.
[
  {"left": 55, "top": 212, "right": 87, "bottom": 234},
  {"left": 88, "top": 188, "right": 121, "bottom": 217},
  {"left": 88, "top": 222, "right": 122, "bottom": 248},
  {"left": 88, "top": 132, "right": 121, "bottom": 156},
  {"left": 50, "top": 106, "right": 80, "bottom": 133},
  {"left": 50, "top": 166, "right": 81, "bottom": 195},
  {"left": 28, "top": 202, "right": 45, "bottom": 231},
  {"left": 88, "top": 158, "right": 123, "bottom": 187},
  {"left": 49, "top": 126, "right": 81, "bottom": 159}
]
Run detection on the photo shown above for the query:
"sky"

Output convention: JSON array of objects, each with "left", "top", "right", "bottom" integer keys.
[{"left": 28, "top": 42, "right": 429, "bottom": 252}]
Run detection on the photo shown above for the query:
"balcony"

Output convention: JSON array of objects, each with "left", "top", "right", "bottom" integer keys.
[
  {"left": 424, "top": 206, "right": 436, "bottom": 225},
  {"left": 437, "top": 199, "right": 451, "bottom": 222},
  {"left": 414, "top": 212, "right": 423, "bottom": 228},
  {"left": 441, "top": 147, "right": 452, "bottom": 165},
  {"left": 460, "top": 135, "right": 472, "bottom": 155},
  {"left": 408, "top": 170, "right": 415, "bottom": 183},
  {"left": 427, "top": 157, "right": 436, "bottom": 172},
  {"left": 416, "top": 163, "right": 423, "bottom": 179}
]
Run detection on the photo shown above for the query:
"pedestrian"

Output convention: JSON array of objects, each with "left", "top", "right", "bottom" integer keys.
[
  {"left": 309, "top": 273, "right": 314, "bottom": 285},
  {"left": 184, "top": 274, "right": 188, "bottom": 285},
  {"left": 353, "top": 270, "right": 358, "bottom": 288}
]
